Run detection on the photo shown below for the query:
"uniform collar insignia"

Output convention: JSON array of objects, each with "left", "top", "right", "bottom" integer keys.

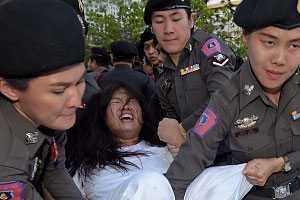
[
  {"left": 234, "top": 115, "right": 258, "bottom": 129},
  {"left": 189, "top": 44, "right": 192, "bottom": 52},
  {"left": 297, "top": 0, "right": 300, "bottom": 14},
  {"left": 243, "top": 84, "right": 254, "bottom": 95},
  {"left": 291, "top": 108, "right": 300, "bottom": 120},
  {"left": 296, "top": 66, "right": 300, "bottom": 75},
  {"left": 180, "top": 63, "right": 200, "bottom": 75},
  {"left": 25, "top": 132, "right": 38, "bottom": 144},
  {"left": 162, "top": 79, "right": 172, "bottom": 90}
]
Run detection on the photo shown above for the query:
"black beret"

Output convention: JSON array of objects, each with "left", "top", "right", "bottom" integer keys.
[
  {"left": 234, "top": 0, "right": 300, "bottom": 30},
  {"left": 144, "top": 0, "right": 191, "bottom": 25},
  {"left": 58, "top": 0, "right": 89, "bottom": 36},
  {"left": 0, "top": 0, "right": 85, "bottom": 78},
  {"left": 140, "top": 27, "right": 156, "bottom": 45},
  {"left": 111, "top": 41, "right": 137, "bottom": 61},
  {"left": 90, "top": 47, "right": 109, "bottom": 59}
]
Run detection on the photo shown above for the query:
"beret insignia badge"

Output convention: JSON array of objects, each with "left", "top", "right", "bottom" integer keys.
[{"left": 78, "top": 0, "right": 84, "bottom": 13}]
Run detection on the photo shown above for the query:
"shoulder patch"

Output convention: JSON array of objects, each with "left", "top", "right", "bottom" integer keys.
[
  {"left": 201, "top": 38, "right": 221, "bottom": 57},
  {"left": 0, "top": 181, "right": 23, "bottom": 200},
  {"left": 193, "top": 107, "right": 218, "bottom": 138}
]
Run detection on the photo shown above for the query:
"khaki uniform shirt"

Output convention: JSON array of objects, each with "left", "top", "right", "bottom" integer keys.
[
  {"left": 166, "top": 61, "right": 300, "bottom": 199},
  {"left": 0, "top": 96, "right": 83, "bottom": 199},
  {"left": 155, "top": 29, "right": 236, "bottom": 131}
]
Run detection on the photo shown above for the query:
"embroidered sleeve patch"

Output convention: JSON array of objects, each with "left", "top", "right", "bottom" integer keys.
[
  {"left": 0, "top": 181, "right": 23, "bottom": 200},
  {"left": 193, "top": 107, "right": 218, "bottom": 138},
  {"left": 201, "top": 38, "right": 221, "bottom": 57}
]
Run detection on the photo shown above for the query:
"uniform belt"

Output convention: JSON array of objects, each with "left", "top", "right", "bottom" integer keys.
[{"left": 249, "top": 179, "right": 300, "bottom": 199}]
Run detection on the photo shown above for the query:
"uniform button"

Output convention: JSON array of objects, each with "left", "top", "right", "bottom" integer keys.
[
  {"left": 179, "top": 94, "right": 183, "bottom": 98},
  {"left": 280, "top": 144, "right": 284, "bottom": 148},
  {"left": 248, "top": 145, "right": 253, "bottom": 152}
]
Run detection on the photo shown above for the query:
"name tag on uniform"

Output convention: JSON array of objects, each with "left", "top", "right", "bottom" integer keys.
[
  {"left": 180, "top": 63, "right": 200, "bottom": 76},
  {"left": 235, "top": 127, "right": 259, "bottom": 137}
]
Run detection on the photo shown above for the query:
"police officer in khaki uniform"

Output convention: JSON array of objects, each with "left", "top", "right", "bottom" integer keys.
[
  {"left": 144, "top": 0, "right": 236, "bottom": 155},
  {"left": 165, "top": 0, "right": 300, "bottom": 199},
  {"left": 0, "top": 0, "right": 85, "bottom": 199}
]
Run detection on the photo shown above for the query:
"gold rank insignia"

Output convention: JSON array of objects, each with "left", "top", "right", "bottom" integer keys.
[
  {"left": 180, "top": 63, "right": 200, "bottom": 76},
  {"left": 298, "top": 0, "right": 300, "bottom": 14},
  {"left": 234, "top": 115, "right": 258, "bottom": 129}
]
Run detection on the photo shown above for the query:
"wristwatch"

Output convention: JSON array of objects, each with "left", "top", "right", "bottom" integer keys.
[{"left": 282, "top": 155, "right": 291, "bottom": 172}]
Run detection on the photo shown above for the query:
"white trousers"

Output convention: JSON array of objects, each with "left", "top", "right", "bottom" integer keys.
[
  {"left": 105, "top": 171, "right": 175, "bottom": 200},
  {"left": 184, "top": 164, "right": 253, "bottom": 200}
]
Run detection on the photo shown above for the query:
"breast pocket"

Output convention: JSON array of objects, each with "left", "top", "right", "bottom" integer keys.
[
  {"left": 166, "top": 85, "right": 177, "bottom": 107},
  {"left": 182, "top": 72, "right": 208, "bottom": 108},
  {"left": 229, "top": 130, "right": 270, "bottom": 162},
  {"left": 291, "top": 120, "right": 300, "bottom": 151}
]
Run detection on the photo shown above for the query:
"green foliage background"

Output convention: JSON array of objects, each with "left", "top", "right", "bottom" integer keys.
[{"left": 85, "top": 0, "right": 247, "bottom": 59}]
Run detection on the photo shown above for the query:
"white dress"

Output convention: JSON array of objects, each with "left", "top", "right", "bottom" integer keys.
[{"left": 73, "top": 141, "right": 174, "bottom": 200}]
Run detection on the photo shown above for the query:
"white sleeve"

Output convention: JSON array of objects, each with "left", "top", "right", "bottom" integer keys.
[{"left": 73, "top": 172, "right": 88, "bottom": 199}]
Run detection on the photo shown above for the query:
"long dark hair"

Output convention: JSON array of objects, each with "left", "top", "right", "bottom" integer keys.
[{"left": 67, "top": 81, "right": 165, "bottom": 178}]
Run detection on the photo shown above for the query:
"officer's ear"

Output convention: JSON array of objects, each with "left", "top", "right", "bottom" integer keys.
[
  {"left": 110, "top": 53, "right": 114, "bottom": 63},
  {"left": 0, "top": 77, "right": 20, "bottom": 101},
  {"left": 242, "top": 28, "right": 250, "bottom": 48},
  {"left": 189, "top": 13, "right": 194, "bottom": 29}
]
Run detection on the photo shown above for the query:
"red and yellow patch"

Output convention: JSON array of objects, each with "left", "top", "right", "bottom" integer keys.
[
  {"left": 201, "top": 38, "right": 221, "bottom": 57},
  {"left": 0, "top": 181, "right": 22, "bottom": 200},
  {"left": 193, "top": 107, "right": 218, "bottom": 138}
]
